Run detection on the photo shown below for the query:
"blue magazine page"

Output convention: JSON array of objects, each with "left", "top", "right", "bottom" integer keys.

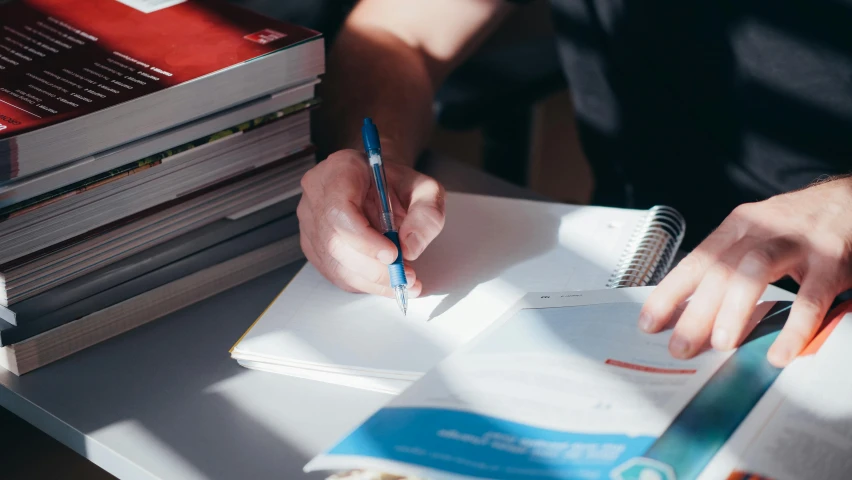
[{"left": 306, "top": 286, "right": 795, "bottom": 480}]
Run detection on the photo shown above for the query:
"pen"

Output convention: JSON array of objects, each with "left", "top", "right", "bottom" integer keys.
[{"left": 361, "top": 118, "right": 408, "bottom": 315}]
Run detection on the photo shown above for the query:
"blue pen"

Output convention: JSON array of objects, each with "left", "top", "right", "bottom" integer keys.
[{"left": 361, "top": 118, "right": 408, "bottom": 315}]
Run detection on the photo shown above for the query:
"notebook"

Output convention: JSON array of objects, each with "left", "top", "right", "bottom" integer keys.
[
  {"left": 304, "top": 287, "right": 852, "bottom": 480},
  {"left": 230, "top": 192, "right": 687, "bottom": 393}
]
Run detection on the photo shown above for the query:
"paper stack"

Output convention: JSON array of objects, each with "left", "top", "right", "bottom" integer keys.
[{"left": 0, "top": 0, "right": 324, "bottom": 374}]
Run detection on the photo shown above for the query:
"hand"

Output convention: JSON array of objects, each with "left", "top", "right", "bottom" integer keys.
[
  {"left": 297, "top": 149, "right": 446, "bottom": 297},
  {"left": 640, "top": 176, "right": 852, "bottom": 367}
]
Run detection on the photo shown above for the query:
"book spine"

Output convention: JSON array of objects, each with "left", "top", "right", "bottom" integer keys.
[
  {"left": 0, "top": 98, "right": 319, "bottom": 220},
  {"left": 606, "top": 205, "right": 686, "bottom": 288},
  {"left": 0, "top": 148, "right": 315, "bottom": 272},
  {"left": 8, "top": 235, "right": 305, "bottom": 376}
]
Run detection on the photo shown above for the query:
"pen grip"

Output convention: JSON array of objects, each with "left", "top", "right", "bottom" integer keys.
[{"left": 383, "top": 231, "right": 407, "bottom": 288}]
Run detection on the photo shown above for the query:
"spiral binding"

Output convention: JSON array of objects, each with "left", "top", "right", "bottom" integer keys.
[{"left": 606, "top": 205, "right": 686, "bottom": 288}]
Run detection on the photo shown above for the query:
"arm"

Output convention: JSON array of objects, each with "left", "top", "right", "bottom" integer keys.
[
  {"left": 316, "top": 0, "right": 513, "bottom": 165},
  {"left": 300, "top": 0, "right": 513, "bottom": 297}
]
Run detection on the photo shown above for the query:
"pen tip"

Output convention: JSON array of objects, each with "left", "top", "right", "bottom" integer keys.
[{"left": 394, "top": 286, "right": 408, "bottom": 316}]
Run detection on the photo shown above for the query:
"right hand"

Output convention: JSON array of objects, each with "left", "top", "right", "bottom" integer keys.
[{"left": 297, "top": 149, "right": 446, "bottom": 298}]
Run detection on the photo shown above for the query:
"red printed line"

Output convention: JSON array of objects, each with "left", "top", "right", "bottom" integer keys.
[
  {"left": 726, "top": 471, "right": 775, "bottom": 480},
  {"left": 605, "top": 359, "right": 696, "bottom": 375}
]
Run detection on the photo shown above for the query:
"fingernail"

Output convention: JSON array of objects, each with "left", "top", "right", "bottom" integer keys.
[
  {"left": 405, "top": 232, "right": 423, "bottom": 258},
  {"left": 638, "top": 312, "right": 654, "bottom": 332},
  {"left": 768, "top": 345, "right": 793, "bottom": 366},
  {"left": 712, "top": 328, "right": 731, "bottom": 350},
  {"left": 670, "top": 335, "right": 690, "bottom": 358},
  {"left": 377, "top": 250, "right": 396, "bottom": 264}
]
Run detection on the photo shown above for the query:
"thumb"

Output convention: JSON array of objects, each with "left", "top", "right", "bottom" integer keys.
[{"left": 398, "top": 174, "right": 446, "bottom": 260}]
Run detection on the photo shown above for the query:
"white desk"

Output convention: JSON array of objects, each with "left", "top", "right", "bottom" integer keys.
[{"left": 0, "top": 155, "right": 539, "bottom": 480}]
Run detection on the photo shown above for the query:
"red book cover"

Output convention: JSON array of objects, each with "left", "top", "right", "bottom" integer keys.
[{"left": 0, "top": 0, "right": 320, "bottom": 141}]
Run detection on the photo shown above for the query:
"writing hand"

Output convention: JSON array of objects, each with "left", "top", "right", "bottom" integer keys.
[{"left": 297, "top": 149, "right": 446, "bottom": 297}]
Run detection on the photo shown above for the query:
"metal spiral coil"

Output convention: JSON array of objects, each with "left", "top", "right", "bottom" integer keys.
[{"left": 606, "top": 205, "right": 686, "bottom": 288}]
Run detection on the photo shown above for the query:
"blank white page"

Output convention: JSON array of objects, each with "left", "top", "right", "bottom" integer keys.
[{"left": 233, "top": 192, "right": 648, "bottom": 377}]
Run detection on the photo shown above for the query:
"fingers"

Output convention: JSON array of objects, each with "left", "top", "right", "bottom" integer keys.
[
  {"left": 325, "top": 234, "right": 418, "bottom": 288},
  {"left": 711, "top": 238, "right": 802, "bottom": 351},
  {"left": 666, "top": 238, "right": 758, "bottom": 358},
  {"left": 641, "top": 215, "right": 745, "bottom": 333},
  {"left": 308, "top": 151, "right": 399, "bottom": 263},
  {"left": 319, "top": 196, "right": 398, "bottom": 264},
  {"left": 768, "top": 264, "right": 839, "bottom": 367},
  {"left": 398, "top": 174, "right": 446, "bottom": 260},
  {"left": 302, "top": 228, "right": 422, "bottom": 298}
]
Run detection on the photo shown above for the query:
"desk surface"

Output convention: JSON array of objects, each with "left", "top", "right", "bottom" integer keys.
[{"left": 0, "top": 155, "right": 538, "bottom": 480}]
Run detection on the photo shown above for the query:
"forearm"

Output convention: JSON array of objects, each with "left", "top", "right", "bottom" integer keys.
[
  {"left": 316, "top": 27, "right": 435, "bottom": 167},
  {"left": 315, "top": 0, "right": 511, "bottom": 167}
]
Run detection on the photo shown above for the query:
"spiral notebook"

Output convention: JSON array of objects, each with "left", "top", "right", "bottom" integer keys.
[{"left": 230, "top": 192, "right": 686, "bottom": 394}]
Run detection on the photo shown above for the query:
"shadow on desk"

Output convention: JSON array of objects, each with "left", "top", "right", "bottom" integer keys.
[{"left": 0, "top": 406, "right": 114, "bottom": 479}]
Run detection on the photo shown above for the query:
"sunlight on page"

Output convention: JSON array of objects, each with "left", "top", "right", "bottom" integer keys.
[
  {"left": 394, "top": 300, "right": 733, "bottom": 439},
  {"left": 233, "top": 193, "right": 646, "bottom": 382}
]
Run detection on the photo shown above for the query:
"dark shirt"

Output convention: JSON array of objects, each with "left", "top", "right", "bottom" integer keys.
[{"left": 510, "top": 0, "right": 852, "bottom": 249}]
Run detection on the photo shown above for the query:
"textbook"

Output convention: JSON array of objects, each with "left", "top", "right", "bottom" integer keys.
[
  {"left": 0, "top": 0, "right": 323, "bottom": 181},
  {"left": 0, "top": 234, "right": 305, "bottom": 375},
  {"left": 306, "top": 287, "right": 852, "bottom": 480},
  {"left": 231, "top": 193, "right": 687, "bottom": 393},
  {"left": 0, "top": 80, "right": 318, "bottom": 211},
  {"left": 0, "top": 197, "right": 303, "bottom": 345},
  {"left": 0, "top": 111, "right": 312, "bottom": 265}
]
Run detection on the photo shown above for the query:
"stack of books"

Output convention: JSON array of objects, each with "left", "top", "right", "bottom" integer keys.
[{"left": 0, "top": 0, "right": 324, "bottom": 374}]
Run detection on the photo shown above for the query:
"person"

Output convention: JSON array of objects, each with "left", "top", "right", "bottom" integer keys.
[{"left": 296, "top": 0, "right": 852, "bottom": 368}]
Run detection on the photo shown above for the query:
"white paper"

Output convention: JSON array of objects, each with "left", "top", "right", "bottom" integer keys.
[{"left": 233, "top": 193, "right": 647, "bottom": 382}]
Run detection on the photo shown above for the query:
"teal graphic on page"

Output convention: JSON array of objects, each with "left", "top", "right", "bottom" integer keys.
[{"left": 304, "top": 287, "right": 795, "bottom": 480}]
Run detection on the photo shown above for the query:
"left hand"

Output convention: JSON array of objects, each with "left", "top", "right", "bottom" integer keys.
[{"left": 640, "top": 176, "right": 852, "bottom": 367}]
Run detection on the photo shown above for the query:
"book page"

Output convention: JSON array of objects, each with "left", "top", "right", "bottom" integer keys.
[
  {"left": 700, "top": 312, "right": 852, "bottom": 480},
  {"left": 233, "top": 193, "right": 648, "bottom": 381},
  {"left": 305, "top": 287, "right": 795, "bottom": 480}
]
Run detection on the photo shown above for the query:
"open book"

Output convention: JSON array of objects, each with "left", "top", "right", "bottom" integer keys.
[
  {"left": 230, "top": 192, "right": 686, "bottom": 393},
  {"left": 306, "top": 287, "right": 852, "bottom": 480}
]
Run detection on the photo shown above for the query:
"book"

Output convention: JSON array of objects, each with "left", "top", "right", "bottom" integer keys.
[
  {"left": 0, "top": 119, "right": 313, "bottom": 266},
  {"left": 0, "top": 98, "right": 316, "bottom": 220},
  {"left": 0, "top": 233, "right": 306, "bottom": 375},
  {"left": 230, "top": 192, "right": 687, "bottom": 394},
  {"left": 0, "top": 150, "right": 309, "bottom": 304},
  {"left": 0, "top": 0, "right": 323, "bottom": 181},
  {"left": 0, "top": 209, "right": 301, "bottom": 345},
  {"left": 0, "top": 194, "right": 302, "bottom": 340},
  {"left": 0, "top": 80, "right": 318, "bottom": 213},
  {"left": 4, "top": 187, "right": 301, "bottom": 307},
  {"left": 305, "top": 287, "right": 852, "bottom": 480}
]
